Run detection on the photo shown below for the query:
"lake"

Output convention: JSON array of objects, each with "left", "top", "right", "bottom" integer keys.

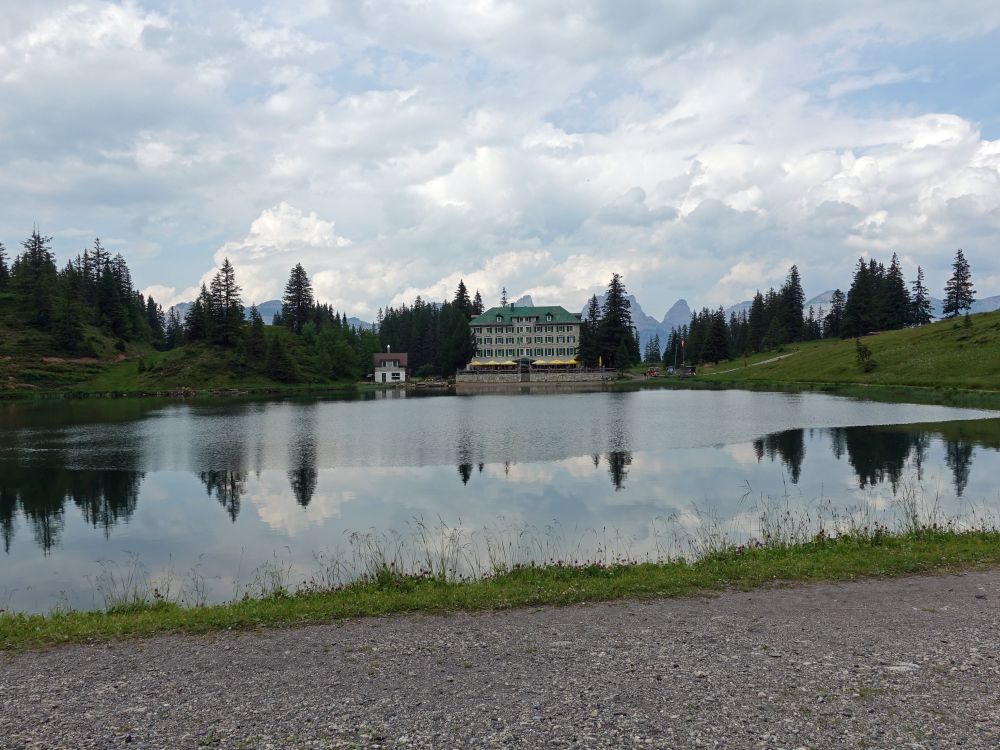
[{"left": 2, "top": 388, "right": 999, "bottom": 613}]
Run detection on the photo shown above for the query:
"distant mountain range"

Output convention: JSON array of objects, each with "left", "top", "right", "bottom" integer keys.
[{"left": 168, "top": 290, "right": 1000, "bottom": 350}]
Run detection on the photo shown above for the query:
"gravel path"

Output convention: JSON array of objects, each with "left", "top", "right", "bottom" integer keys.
[{"left": 3, "top": 571, "right": 1000, "bottom": 749}]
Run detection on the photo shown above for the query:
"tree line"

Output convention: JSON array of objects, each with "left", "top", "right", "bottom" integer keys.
[
  {"left": 0, "top": 232, "right": 168, "bottom": 354},
  {"left": 660, "top": 250, "right": 977, "bottom": 366}
]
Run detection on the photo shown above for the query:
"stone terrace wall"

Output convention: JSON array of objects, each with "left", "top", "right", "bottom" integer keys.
[{"left": 455, "top": 371, "right": 521, "bottom": 384}]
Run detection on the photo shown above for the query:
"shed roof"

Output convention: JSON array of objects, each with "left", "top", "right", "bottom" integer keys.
[{"left": 374, "top": 352, "right": 408, "bottom": 367}]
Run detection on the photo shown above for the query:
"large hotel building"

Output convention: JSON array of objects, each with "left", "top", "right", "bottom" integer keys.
[{"left": 468, "top": 306, "right": 582, "bottom": 361}]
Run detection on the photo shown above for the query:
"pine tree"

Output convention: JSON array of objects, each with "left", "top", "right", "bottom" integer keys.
[
  {"left": 598, "top": 273, "right": 635, "bottom": 369},
  {"left": 842, "top": 259, "right": 876, "bottom": 337},
  {"left": 209, "top": 258, "right": 244, "bottom": 345},
  {"left": 165, "top": 307, "right": 184, "bottom": 349},
  {"left": 145, "top": 296, "right": 165, "bottom": 348},
  {"left": 281, "top": 263, "right": 314, "bottom": 334},
  {"left": 578, "top": 295, "right": 601, "bottom": 366},
  {"left": 472, "top": 290, "right": 484, "bottom": 316},
  {"left": 747, "top": 290, "right": 766, "bottom": 352},
  {"left": 245, "top": 305, "right": 267, "bottom": 362},
  {"left": 454, "top": 280, "right": 472, "bottom": 318},
  {"left": 499, "top": 287, "right": 508, "bottom": 308},
  {"left": 0, "top": 242, "right": 9, "bottom": 289},
  {"left": 942, "top": 249, "right": 975, "bottom": 318},
  {"left": 11, "top": 230, "right": 58, "bottom": 328},
  {"left": 266, "top": 335, "right": 298, "bottom": 382},
  {"left": 910, "top": 266, "right": 933, "bottom": 326},
  {"left": 780, "top": 265, "right": 805, "bottom": 342},
  {"left": 879, "top": 252, "right": 911, "bottom": 330},
  {"left": 824, "top": 289, "right": 846, "bottom": 338}
]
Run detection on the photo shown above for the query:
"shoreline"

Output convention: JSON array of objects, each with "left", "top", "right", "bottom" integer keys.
[
  {"left": 3, "top": 529, "right": 999, "bottom": 651},
  {"left": 4, "top": 375, "right": 1000, "bottom": 410}
]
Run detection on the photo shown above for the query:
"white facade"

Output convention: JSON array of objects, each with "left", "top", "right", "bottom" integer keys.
[{"left": 375, "top": 362, "right": 407, "bottom": 383}]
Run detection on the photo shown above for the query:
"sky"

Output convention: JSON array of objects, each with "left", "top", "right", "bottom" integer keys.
[{"left": 1, "top": 1, "right": 999, "bottom": 319}]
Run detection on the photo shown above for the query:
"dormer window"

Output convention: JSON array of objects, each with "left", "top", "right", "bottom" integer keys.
[
  {"left": 546, "top": 313, "right": 553, "bottom": 322},
  {"left": 496, "top": 314, "right": 503, "bottom": 323}
]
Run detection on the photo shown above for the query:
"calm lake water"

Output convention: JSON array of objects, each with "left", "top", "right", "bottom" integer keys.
[{"left": 2, "top": 388, "right": 999, "bottom": 613}]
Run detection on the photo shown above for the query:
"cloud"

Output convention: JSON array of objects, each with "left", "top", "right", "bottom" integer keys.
[{"left": 5, "top": 1, "right": 1000, "bottom": 320}]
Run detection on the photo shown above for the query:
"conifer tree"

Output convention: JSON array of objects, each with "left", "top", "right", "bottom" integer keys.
[
  {"left": 499, "top": 287, "right": 508, "bottom": 308},
  {"left": 454, "top": 279, "right": 472, "bottom": 318},
  {"left": 165, "top": 307, "right": 184, "bottom": 349},
  {"left": 942, "top": 249, "right": 975, "bottom": 318},
  {"left": 578, "top": 295, "right": 601, "bottom": 366},
  {"left": 598, "top": 273, "right": 635, "bottom": 368},
  {"left": 245, "top": 305, "right": 267, "bottom": 361},
  {"left": 824, "top": 289, "right": 846, "bottom": 338},
  {"left": 879, "top": 252, "right": 911, "bottom": 330},
  {"left": 209, "top": 258, "right": 244, "bottom": 345},
  {"left": 910, "top": 266, "right": 933, "bottom": 326},
  {"left": 0, "top": 242, "right": 9, "bottom": 289},
  {"left": 842, "top": 259, "right": 876, "bottom": 337},
  {"left": 266, "top": 335, "right": 298, "bottom": 382},
  {"left": 780, "top": 265, "right": 805, "bottom": 342},
  {"left": 281, "top": 263, "right": 314, "bottom": 334},
  {"left": 11, "top": 230, "right": 58, "bottom": 328},
  {"left": 747, "top": 291, "right": 766, "bottom": 352},
  {"left": 472, "top": 290, "right": 484, "bottom": 316}
]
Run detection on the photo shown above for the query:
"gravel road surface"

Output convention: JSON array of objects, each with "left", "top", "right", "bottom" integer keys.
[{"left": 3, "top": 571, "right": 1000, "bottom": 749}]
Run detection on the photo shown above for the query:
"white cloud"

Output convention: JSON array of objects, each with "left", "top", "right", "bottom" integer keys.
[{"left": 5, "top": 1, "right": 1000, "bottom": 319}]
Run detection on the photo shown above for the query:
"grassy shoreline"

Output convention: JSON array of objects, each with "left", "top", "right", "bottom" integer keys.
[{"left": 4, "top": 529, "right": 999, "bottom": 651}]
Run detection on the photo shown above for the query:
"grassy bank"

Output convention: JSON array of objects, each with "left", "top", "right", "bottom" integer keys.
[
  {"left": 627, "top": 309, "right": 1000, "bottom": 407},
  {"left": 705, "top": 309, "right": 1000, "bottom": 390},
  {"left": 3, "top": 529, "right": 999, "bottom": 651}
]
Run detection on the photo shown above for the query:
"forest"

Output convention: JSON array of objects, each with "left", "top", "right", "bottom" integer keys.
[
  {"left": 653, "top": 250, "right": 977, "bottom": 367},
  {"left": 0, "top": 230, "right": 980, "bottom": 381}
]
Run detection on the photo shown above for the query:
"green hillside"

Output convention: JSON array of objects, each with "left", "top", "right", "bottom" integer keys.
[
  {"left": 699, "top": 309, "right": 1000, "bottom": 391},
  {"left": 0, "top": 294, "right": 357, "bottom": 396}
]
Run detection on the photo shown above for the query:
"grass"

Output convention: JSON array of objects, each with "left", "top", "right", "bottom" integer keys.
[
  {"left": 3, "top": 520, "right": 1000, "bottom": 651},
  {"left": 704, "top": 309, "right": 1000, "bottom": 390},
  {"left": 628, "top": 309, "right": 1000, "bottom": 408}
]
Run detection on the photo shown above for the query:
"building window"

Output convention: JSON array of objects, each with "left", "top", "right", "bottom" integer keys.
[
  {"left": 567, "top": 336, "right": 575, "bottom": 343},
  {"left": 534, "top": 336, "right": 542, "bottom": 343},
  {"left": 545, "top": 348, "right": 554, "bottom": 356},
  {"left": 391, "top": 372, "right": 401, "bottom": 380},
  {"left": 545, "top": 326, "right": 553, "bottom": 332},
  {"left": 557, "top": 336, "right": 565, "bottom": 343},
  {"left": 535, "top": 348, "right": 543, "bottom": 356},
  {"left": 496, "top": 315, "right": 503, "bottom": 323},
  {"left": 545, "top": 336, "right": 553, "bottom": 343},
  {"left": 506, "top": 337, "right": 514, "bottom": 344},
  {"left": 546, "top": 313, "right": 552, "bottom": 321}
]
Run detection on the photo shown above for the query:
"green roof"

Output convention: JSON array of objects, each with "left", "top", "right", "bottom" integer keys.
[{"left": 470, "top": 306, "right": 581, "bottom": 326}]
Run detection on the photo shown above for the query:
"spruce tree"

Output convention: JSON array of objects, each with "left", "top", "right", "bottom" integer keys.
[
  {"left": 209, "top": 258, "right": 244, "bottom": 345},
  {"left": 578, "top": 295, "right": 601, "bottom": 366},
  {"left": 747, "top": 291, "right": 766, "bottom": 352},
  {"left": 780, "top": 265, "right": 805, "bottom": 342},
  {"left": 281, "top": 263, "right": 314, "bottom": 334},
  {"left": 266, "top": 335, "right": 298, "bottom": 382},
  {"left": 842, "top": 259, "right": 876, "bottom": 337},
  {"left": 879, "top": 252, "right": 911, "bottom": 330},
  {"left": 0, "top": 242, "right": 8, "bottom": 289},
  {"left": 454, "top": 280, "right": 472, "bottom": 318},
  {"left": 824, "top": 290, "right": 846, "bottom": 338},
  {"left": 910, "top": 266, "right": 933, "bottom": 326},
  {"left": 11, "top": 230, "right": 58, "bottom": 328},
  {"left": 472, "top": 290, "right": 484, "bottom": 316},
  {"left": 245, "top": 305, "right": 267, "bottom": 361},
  {"left": 598, "top": 273, "right": 635, "bottom": 368},
  {"left": 165, "top": 307, "right": 184, "bottom": 349},
  {"left": 942, "top": 249, "right": 975, "bottom": 318}
]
